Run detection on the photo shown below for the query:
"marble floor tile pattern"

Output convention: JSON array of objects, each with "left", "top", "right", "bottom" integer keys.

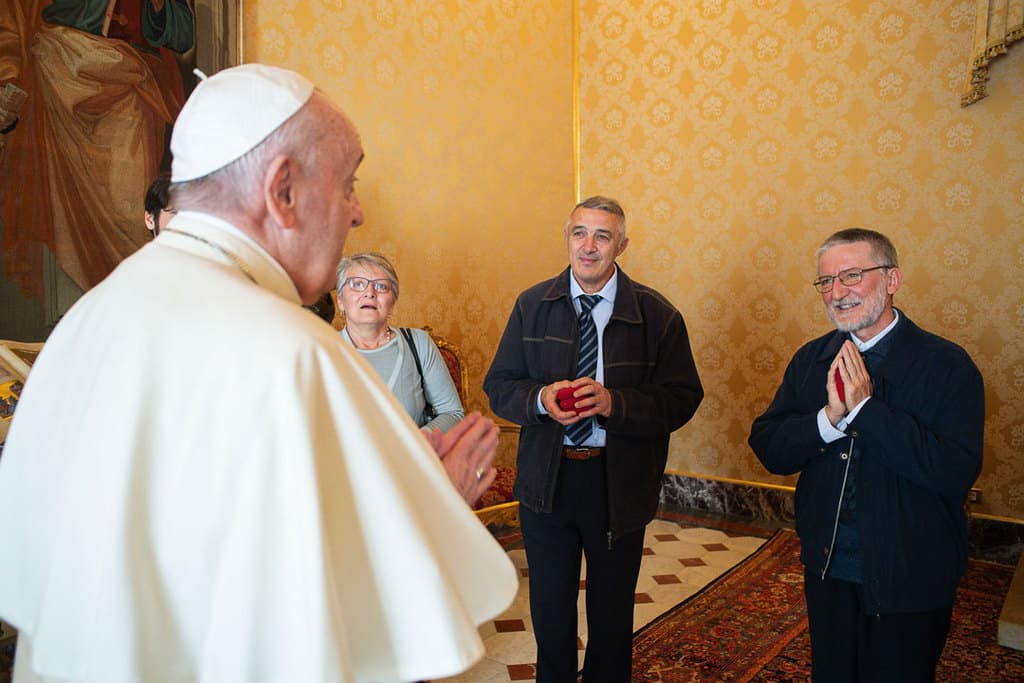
[{"left": 434, "top": 519, "right": 766, "bottom": 682}]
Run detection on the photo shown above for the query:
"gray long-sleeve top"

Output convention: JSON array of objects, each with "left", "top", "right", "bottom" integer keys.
[{"left": 341, "top": 327, "right": 464, "bottom": 433}]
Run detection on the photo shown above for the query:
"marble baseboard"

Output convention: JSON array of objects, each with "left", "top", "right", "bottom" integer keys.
[
  {"left": 659, "top": 473, "right": 1024, "bottom": 565},
  {"left": 660, "top": 473, "right": 795, "bottom": 526},
  {"left": 968, "top": 515, "right": 1024, "bottom": 566}
]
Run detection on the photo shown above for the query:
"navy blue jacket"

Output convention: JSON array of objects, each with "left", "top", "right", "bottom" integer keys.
[
  {"left": 483, "top": 267, "right": 703, "bottom": 539},
  {"left": 749, "top": 311, "right": 984, "bottom": 613}
]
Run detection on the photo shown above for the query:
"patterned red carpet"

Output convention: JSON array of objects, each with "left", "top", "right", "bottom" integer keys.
[{"left": 632, "top": 528, "right": 1024, "bottom": 682}]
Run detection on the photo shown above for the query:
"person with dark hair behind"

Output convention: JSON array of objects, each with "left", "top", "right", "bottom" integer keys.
[
  {"left": 143, "top": 173, "right": 174, "bottom": 238},
  {"left": 305, "top": 291, "right": 336, "bottom": 325}
]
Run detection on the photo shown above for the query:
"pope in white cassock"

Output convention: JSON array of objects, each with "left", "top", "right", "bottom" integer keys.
[{"left": 0, "top": 64, "right": 517, "bottom": 682}]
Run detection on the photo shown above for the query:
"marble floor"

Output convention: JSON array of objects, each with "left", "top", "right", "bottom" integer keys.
[{"left": 434, "top": 518, "right": 768, "bottom": 682}]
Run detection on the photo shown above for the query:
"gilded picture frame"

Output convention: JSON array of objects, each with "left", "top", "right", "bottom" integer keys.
[{"left": 192, "top": 0, "right": 244, "bottom": 77}]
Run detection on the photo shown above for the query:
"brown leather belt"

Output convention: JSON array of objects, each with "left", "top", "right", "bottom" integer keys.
[{"left": 562, "top": 446, "right": 603, "bottom": 460}]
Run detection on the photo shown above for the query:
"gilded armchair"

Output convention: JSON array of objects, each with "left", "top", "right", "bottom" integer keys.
[{"left": 423, "top": 327, "right": 519, "bottom": 530}]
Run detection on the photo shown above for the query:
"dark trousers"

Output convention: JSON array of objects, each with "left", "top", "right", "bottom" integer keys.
[
  {"left": 804, "top": 570, "right": 953, "bottom": 683},
  {"left": 520, "top": 456, "right": 645, "bottom": 683}
]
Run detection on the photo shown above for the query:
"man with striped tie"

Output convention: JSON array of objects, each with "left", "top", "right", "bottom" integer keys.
[{"left": 484, "top": 196, "right": 704, "bottom": 683}]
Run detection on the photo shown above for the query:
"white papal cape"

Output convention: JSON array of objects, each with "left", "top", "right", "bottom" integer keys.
[{"left": 0, "top": 212, "right": 517, "bottom": 683}]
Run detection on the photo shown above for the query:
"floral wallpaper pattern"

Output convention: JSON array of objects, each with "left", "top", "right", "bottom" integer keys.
[{"left": 247, "top": 1, "right": 1024, "bottom": 518}]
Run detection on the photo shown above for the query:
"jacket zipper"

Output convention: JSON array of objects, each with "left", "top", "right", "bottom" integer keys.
[{"left": 821, "top": 435, "right": 855, "bottom": 580}]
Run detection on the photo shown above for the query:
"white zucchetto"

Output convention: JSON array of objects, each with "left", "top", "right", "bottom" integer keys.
[{"left": 170, "top": 63, "right": 315, "bottom": 182}]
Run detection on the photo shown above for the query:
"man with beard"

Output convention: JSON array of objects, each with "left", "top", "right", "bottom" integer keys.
[{"left": 749, "top": 228, "right": 984, "bottom": 682}]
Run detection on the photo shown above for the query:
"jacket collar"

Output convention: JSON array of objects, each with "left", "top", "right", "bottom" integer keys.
[
  {"left": 542, "top": 265, "right": 644, "bottom": 324},
  {"left": 815, "top": 308, "right": 920, "bottom": 388}
]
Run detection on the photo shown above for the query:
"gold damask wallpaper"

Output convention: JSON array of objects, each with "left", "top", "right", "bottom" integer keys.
[
  {"left": 578, "top": 0, "right": 1024, "bottom": 518},
  {"left": 246, "top": 1, "right": 1024, "bottom": 519},
  {"left": 244, "top": 0, "right": 575, "bottom": 420}
]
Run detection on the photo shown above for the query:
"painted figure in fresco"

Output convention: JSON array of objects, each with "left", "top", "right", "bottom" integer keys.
[
  {"left": 0, "top": 63, "right": 515, "bottom": 682},
  {"left": 0, "top": 0, "right": 193, "bottom": 302},
  {"left": 484, "top": 196, "right": 704, "bottom": 683},
  {"left": 749, "top": 228, "right": 984, "bottom": 682}
]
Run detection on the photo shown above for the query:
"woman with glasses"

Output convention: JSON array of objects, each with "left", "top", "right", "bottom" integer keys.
[{"left": 335, "top": 252, "right": 464, "bottom": 433}]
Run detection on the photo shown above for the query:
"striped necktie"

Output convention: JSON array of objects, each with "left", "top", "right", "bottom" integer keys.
[{"left": 565, "top": 294, "right": 601, "bottom": 445}]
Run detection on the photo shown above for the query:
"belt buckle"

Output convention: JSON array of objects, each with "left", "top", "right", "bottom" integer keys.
[{"left": 566, "top": 446, "right": 594, "bottom": 459}]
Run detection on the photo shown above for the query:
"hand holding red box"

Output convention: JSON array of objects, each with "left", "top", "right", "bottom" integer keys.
[{"left": 556, "top": 386, "right": 578, "bottom": 412}]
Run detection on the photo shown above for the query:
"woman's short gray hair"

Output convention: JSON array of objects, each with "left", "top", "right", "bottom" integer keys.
[{"left": 336, "top": 252, "right": 400, "bottom": 299}]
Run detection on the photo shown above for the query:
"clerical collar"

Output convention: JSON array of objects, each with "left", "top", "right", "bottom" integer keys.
[
  {"left": 161, "top": 211, "right": 300, "bottom": 305},
  {"left": 161, "top": 228, "right": 257, "bottom": 284},
  {"left": 851, "top": 308, "right": 900, "bottom": 353}
]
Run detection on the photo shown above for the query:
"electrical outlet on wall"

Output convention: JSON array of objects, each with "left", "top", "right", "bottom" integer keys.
[{"left": 967, "top": 488, "right": 982, "bottom": 504}]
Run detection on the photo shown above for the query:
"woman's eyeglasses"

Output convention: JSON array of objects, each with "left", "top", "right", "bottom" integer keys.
[{"left": 343, "top": 277, "right": 393, "bottom": 293}]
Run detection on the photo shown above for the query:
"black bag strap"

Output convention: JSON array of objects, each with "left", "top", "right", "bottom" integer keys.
[{"left": 399, "top": 327, "right": 435, "bottom": 420}]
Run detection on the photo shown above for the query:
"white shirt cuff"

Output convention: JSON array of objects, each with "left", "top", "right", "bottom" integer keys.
[
  {"left": 817, "top": 408, "right": 847, "bottom": 443},
  {"left": 817, "top": 397, "right": 871, "bottom": 442}
]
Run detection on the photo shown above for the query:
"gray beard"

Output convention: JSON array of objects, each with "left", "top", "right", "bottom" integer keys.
[{"left": 827, "top": 293, "right": 886, "bottom": 333}]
